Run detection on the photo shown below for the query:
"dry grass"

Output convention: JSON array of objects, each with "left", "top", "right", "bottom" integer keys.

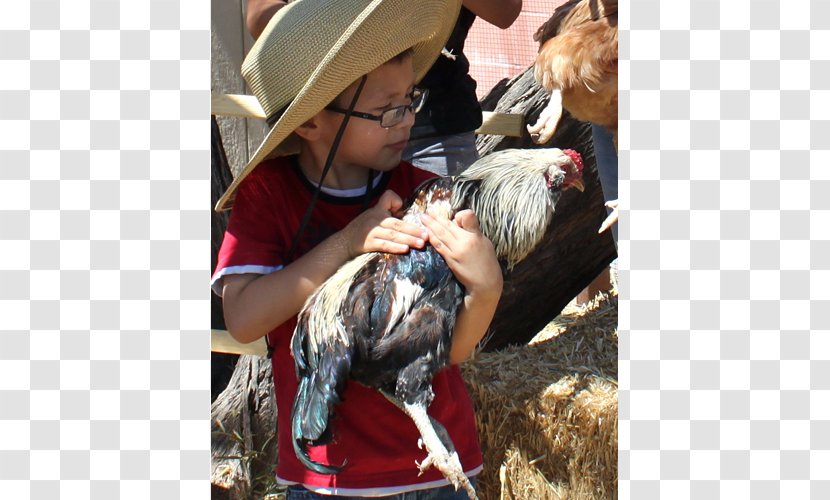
[{"left": 462, "top": 291, "right": 618, "bottom": 500}]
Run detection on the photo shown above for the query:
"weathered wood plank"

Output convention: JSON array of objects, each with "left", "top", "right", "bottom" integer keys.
[
  {"left": 211, "top": 0, "right": 268, "bottom": 178},
  {"left": 212, "top": 329, "right": 268, "bottom": 357},
  {"left": 212, "top": 93, "right": 266, "bottom": 119},
  {"left": 477, "top": 111, "right": 524, "bottom": 137}
]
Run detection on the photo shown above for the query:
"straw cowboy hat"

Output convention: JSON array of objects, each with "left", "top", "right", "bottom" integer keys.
[{"left": 215, "top": 0, "right": 462, "bottom": 211}]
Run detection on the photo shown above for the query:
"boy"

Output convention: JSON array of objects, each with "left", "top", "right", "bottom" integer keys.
[
  {"left": 212, "top": 0, "right": 502, "bottom": 497},
  {"left": 243, "top": 0, "right": 523, "bottom": 177}
]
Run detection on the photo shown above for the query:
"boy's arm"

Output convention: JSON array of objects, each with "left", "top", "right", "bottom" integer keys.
[
  {"left": 222, "top": 229, "right": 352, "bottom": 345},
  {"left": 222, "top": 190, "right": 428, "bottom": 344},
  {"left": 421, "top": 210, "right": 503, "bottom": 364},
  {"left": 244, "top": 0, "right": 522, "bottom": 38},
  {"left": 246, "top": 0, "right": 287, "bottom": 39},
  {"left": 463, "top": 0, "right": 522, "bottom": 30}
]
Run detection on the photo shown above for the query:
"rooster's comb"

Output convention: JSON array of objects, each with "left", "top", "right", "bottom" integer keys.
[{"left": 562, "top": 149, "right": 583, "bottom": 173}]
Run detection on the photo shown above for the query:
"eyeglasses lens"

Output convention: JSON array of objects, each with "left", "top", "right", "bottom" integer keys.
[
  {"left": 379, "top": 89, "right": 428, "bottom": 128},
  {"left": 411, "top": 89, "right": 426, "bottom": 113},
  {"left": 380, "top": 107, "right": 406, "bottom": 128}
]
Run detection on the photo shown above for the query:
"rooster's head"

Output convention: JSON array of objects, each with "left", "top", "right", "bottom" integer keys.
[{"left": 544, "top": 148, "right": 585, "bottom": 195}]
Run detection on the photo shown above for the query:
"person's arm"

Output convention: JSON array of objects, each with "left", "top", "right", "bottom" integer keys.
[
  {"left": 462, "top": 0, "right": 522, "bottom": 29},
  {"left": 421, "top": 209, "right": 503, "bottom": 364},
  {"left": 222, "top": 190, "right": 428, "bottom": 344},
  {"left": 246, "top": 0, "right": 287, "bottom": 39}
]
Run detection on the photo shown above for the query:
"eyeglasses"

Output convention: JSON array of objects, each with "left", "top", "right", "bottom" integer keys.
[{"left": 324, "top": 88, "right": 428, "bottom": 128}]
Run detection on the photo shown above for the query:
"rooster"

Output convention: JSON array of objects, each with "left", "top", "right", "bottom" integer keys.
[
  {"left": 526, "top": 0, "right": 618, "bottom": 149},
  {"left": 288, "top": 148, "right": 583, "bottom": 498}
]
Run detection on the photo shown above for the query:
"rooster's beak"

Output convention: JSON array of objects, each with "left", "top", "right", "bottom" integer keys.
[{"left": 568, "top": 179, "right": 585, "bottom": 192}]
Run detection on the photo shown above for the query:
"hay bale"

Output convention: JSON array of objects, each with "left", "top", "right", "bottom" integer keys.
[{"left": 462, "top": 294, "right": 618, "bottom": 500}]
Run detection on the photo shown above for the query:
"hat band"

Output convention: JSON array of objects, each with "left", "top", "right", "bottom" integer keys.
[
  {"left": 285, "top": 75, "right": 368, "bottom": 261},
  {"left": 266, "top": 105, "right": 289, "bottom": 128}
]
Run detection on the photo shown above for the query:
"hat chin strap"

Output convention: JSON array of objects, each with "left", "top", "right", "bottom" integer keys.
[{"left": 287, "top": 75, "right": 372, "bottom": 262}]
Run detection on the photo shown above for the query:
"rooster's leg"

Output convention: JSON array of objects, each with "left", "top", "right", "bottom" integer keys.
[
  {"left": 381, "top": 392, "right": 477, "bottom": 499},
  {"left": 403, "top": 401, "right": 478, "bottom": 500},
  {"left": 526, "top": 88, "right": 563, "bottom": 145}
]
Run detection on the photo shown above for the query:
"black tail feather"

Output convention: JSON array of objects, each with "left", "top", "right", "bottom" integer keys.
[
  {"left": 291, "top": 376, "right": 344, "bottom": 475},
  {"left": 290, "top": 318, "right": 354, "bottom": 475}
]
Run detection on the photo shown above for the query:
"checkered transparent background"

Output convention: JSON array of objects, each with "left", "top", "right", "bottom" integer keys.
[
  {"left": 2, "top": 0, "right": 829, "bottom": 498},
  {"left": 0, "top": 1, "right": 210, "bottom": 498},
  {"left": 619, "top": 0, "right": 830, "bottom": 498}
]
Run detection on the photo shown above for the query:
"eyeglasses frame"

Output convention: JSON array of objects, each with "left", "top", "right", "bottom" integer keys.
[{"left": 324, "top": 88, "right": 428, "bottom": 128}]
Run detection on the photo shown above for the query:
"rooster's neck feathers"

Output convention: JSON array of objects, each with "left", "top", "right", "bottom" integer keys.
[
  {"left": 398, "top": 150, "right": 567, "bottom": 270},
  {"left": 451, "top": 149, "right": 567, "bottom": 269}
]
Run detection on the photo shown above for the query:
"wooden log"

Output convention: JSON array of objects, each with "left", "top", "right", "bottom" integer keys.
[
  {"left": 210, "top": 355, "right": 278, "bottom": 499},
  {"left": 476, "top": 67, "right": 617, "bottom": 352}
]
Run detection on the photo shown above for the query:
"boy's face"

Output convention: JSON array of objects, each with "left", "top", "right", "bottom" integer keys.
[{"left": 317, "top": 54, "right": 417, "bottom": 172}]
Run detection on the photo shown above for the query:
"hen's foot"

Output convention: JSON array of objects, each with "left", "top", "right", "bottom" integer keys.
[{"left": 527, "top": 88, "right": 563, "bottom": 144}]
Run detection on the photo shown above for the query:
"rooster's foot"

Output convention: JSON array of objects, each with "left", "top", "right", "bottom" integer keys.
[
  {"left": 415, "top": 448, "right": 472, "bottom": 497},
  {"left": 404, "top": 402, "right": 478, "bottom": 500}
]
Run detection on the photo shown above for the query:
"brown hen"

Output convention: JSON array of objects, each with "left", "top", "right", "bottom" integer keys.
[{"left": 527, "top": 0, "right": 618, "bottom": 149}]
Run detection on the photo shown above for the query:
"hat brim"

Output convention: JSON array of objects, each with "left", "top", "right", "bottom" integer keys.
[{"left": 215, "top": 0, "right": 461, "bottom": 211}]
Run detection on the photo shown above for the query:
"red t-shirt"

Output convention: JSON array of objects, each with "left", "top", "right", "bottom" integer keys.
[{"left": 212, "top": 156, "right": 483, "bottom": 495}]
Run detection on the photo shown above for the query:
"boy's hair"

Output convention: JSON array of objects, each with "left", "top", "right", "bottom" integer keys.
[{"left": 331, "top": 48, "right": 415, "bottom": 107}]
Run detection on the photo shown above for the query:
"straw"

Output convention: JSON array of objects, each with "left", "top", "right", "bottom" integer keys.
[{"left": 462, "top": 291, "right": 618, "bottom": 500}]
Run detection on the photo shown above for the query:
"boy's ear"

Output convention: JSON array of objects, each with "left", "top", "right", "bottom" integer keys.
[{"left": 294, "top": 114, "right": 323, "bottom": 141}]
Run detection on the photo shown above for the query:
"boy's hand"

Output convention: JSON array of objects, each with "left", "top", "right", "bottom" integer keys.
[
  {"left": 344, "top": 190, "right": 428, "bottom": 257},
  {"left": 421, "top": 209, "right": 503, "bottom": 300}
]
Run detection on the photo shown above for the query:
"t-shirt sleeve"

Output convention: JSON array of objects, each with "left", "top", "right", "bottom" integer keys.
[{"left": 211, "top": 168, "right": 287, "bottom": 296}]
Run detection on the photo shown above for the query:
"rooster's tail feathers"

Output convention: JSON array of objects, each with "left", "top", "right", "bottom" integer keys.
[
  {"left": 291, "top": 375, "right": 345, "bottom": 475},
  {"left": 290, "top": 322, "right": 353, "bottom": 475}
]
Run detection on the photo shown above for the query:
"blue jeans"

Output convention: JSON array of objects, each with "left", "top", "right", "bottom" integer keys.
[
  {"left": 285, "top": 479, "right": 477, "bottom": 499},
  {"left": 403, "top": 132, "right": 479, "bottom": 177},
  {"left": 591, "top": 123, "right": 618, "bottom": 245}
]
